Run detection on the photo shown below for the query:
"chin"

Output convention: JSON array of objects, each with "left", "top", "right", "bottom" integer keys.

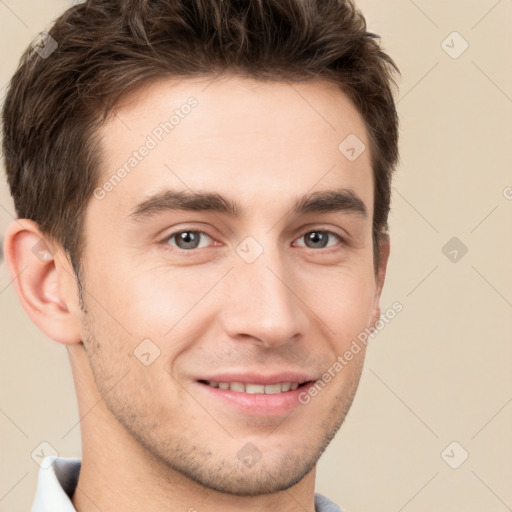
[{"left": 169, "top": 452, "right": 318, "bottom": 496}]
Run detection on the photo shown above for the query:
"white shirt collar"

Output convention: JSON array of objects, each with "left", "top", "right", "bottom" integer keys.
[
  {"left": 31, "top": 456, "right": 80, "bottom": 512},
  {"left": 31, "top": 456, "right": 341, "bottom": 512}
]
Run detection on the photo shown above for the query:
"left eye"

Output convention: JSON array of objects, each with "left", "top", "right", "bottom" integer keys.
[
  {"left": 165, "top": 230, "right": 213, "bottom": 250},
  {"left": 295, "top": 231, "right": 342, "bottom": 249}
]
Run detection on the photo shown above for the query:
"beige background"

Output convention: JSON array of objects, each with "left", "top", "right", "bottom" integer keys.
[{"left": 1, "top": 1, "right": 511, "bottom": 511}]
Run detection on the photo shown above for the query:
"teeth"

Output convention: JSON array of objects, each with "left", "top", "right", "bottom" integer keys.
[
  {"left": 246, "top": 383, "right": 265, "bottom": 394},
  {"left": 265, "top": 384, "right": 282, "bottom": 394},
  {"left": 206, "top": 381, "right": 302, "bottom": 394},
  {"left": 230, "top": 382, "right": 245, "bottom": 392}
]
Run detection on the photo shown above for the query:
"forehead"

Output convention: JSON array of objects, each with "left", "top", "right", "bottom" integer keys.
[{"left": 93, "top": 74, "right": 373, "bottom": 221}]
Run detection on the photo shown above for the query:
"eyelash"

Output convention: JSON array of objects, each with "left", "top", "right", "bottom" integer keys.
[{"left": 160, "top": 228, "right": 346, "bottom": 254}]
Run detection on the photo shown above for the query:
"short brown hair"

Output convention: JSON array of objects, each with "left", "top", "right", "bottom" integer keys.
[{"left": 2, "top": 0, "right": 399, "bottom": 277}]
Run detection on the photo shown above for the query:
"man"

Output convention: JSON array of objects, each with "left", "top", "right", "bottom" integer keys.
[{"left": 2, "top": 0, "right": 399, "bottom": 510}]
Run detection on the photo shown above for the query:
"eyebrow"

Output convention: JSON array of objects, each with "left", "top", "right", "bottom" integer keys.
[{"left": 128, "top": 187, "right": 367, "bottom": 222}]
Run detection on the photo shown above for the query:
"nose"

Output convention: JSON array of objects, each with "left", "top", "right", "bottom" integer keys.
[{"left": 218, "top": 243, "right": 310, "bottom": 349}]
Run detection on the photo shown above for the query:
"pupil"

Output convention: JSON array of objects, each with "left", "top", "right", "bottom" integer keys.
[
  {"left": 307, "top": 232, "right": 327, "bottom": 248},
  {"left": 178, "top": 231, "right": 199, "bottom": 249}
]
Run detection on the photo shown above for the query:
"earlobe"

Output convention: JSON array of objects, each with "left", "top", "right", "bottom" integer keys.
[{"left": 3, "top": 219, "right": 83, "bottom": 345}]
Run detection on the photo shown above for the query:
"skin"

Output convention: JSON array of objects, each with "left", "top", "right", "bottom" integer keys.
[{"left": 4, "top": 74, "right": 389, "bottom": 512}]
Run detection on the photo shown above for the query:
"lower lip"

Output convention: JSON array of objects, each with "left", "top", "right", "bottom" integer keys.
[{"left": 193, "top": 382, "right": 315, "bottom": 416}]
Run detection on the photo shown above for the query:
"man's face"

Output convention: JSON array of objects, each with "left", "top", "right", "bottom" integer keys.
[{"left": 77, "top": 74, "right": 384, "bottom": 494}]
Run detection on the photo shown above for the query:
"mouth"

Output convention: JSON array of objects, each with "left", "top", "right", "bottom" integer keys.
[
  {"left": 198, "top": 380, "right": 310, "bottom": 394},
  {"left": 193, "top": 375, "right": 316, "bottom": 416}
]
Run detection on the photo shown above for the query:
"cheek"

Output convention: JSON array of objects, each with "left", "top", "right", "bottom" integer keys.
[
  {"left": 85, "top": 261, "right": 226, "bottom": 365},
  {"left": 298, "top": 265, "right": 376, "bottom": 342},
  {"left": 86, "top": 260, "right": 194, "bottom": 330}
]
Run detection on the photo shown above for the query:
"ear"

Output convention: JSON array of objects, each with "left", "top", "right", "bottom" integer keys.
[
  {"left": 3, "top": 219, "right": 83, "bottom": 345},
  {"left": 370, "top": 234, "right": 390, "bottom": 327}
]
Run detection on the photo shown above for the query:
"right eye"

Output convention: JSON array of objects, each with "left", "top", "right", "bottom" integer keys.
[{"left": 162, "top": 230, "right": 215, "bottom": 251}]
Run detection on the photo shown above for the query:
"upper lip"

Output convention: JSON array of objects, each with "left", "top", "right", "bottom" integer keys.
[{"left": 196, "top": 372, "right": 315, "bottom": 385}]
